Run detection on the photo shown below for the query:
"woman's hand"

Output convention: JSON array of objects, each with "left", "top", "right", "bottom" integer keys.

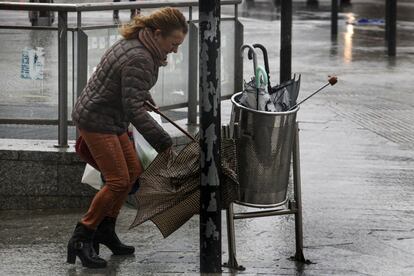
[
  {"left": 144, "top": 100, "right": 160, "bottom": 112},
  {"left": 163, "top": 146, "right": 173, "bottom": 154}
]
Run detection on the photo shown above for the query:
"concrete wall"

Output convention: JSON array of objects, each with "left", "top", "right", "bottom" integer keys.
[
  {"left": 0, "top": 135, "right": 191, "bottom": 210},
  {"left": 0, "top": 139, "right": 96, "bottom": 210}
]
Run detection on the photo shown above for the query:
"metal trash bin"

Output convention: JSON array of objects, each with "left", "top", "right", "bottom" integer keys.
[{"left": 231, "top": 92, "right": 299, "bottom": 206}]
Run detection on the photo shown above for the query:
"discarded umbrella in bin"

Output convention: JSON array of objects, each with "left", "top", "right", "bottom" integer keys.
[
  {"left": 240, "top": 44, "right": 276, "bottom": 111},
  {"left": 144, "top": 100, "right": 196, "bottom": 142},
  {"left": 288, "top": 76, "right": 338, "bottom": 110},
  {"left": 248, "top": 43, "right": 272, "bottom": 94}
]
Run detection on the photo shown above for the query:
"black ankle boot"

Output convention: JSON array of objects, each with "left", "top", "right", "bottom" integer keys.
[
  {"left": 67, "top": 223, "right": 107, "bottom": 268},
  {"left": 93, "top": 217, "right": 135, "bottom": 255}
]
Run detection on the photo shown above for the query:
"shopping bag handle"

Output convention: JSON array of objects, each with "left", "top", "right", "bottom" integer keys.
[{"left": 144, "top": 100, "right": 197, "bottom": 142}]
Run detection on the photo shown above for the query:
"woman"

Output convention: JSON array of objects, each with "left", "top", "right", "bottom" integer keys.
[{"left": 68, "top": 7, "right": 187, "bottom": 268}]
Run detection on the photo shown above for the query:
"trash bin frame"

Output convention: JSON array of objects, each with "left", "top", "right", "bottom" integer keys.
[{"left": 223, "top": 106, "right": 305, "bottom": 270}]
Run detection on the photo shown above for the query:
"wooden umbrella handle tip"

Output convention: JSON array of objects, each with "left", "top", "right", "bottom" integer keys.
[{"left": 328, "top": 75, "right": 338, "bottom": 85}]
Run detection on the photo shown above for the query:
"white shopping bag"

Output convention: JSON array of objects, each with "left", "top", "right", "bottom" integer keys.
[
  {"left": 81, "top": 164, "right": 103, "bottom": 190},
  {"left": 132, "top": 112, "right": 163, "bottom": 170}
]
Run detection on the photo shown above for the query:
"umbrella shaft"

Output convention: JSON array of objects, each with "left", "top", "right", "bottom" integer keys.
[
  {"left": 144, "top": 101, "right": 196, "bottom": 142},
  {"left": 289, "top": 82, "right": 330, "bottom": 110}
]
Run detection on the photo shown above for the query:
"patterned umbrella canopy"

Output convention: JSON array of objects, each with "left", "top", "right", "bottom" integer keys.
[{"left": 130, "top": 138, "right": 239, "bottom": 238}]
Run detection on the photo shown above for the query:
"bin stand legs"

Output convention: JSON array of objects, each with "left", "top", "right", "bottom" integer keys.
[
  {"left": 293, "top": 123, "right": 305, "bottom": 262},
  {"left": 223, "top": 203, "right": 245, "bottom": 271},
  {"left": 223, "top": 123, "right": 306, "bottom": 270}
]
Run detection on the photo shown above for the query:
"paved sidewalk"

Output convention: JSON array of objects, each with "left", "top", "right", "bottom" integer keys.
[{"left": 1, "top": 1, "right": 414, "bottom": 275}]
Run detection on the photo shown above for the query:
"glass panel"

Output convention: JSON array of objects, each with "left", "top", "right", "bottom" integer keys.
[
  {"left": 0, "top": 25, "right": 77, "bottom": 140},
  {"left": 0, "top": 5, "right": 239, "bottom": 140},
  {"left": 84, "top": 26, "right": 190, "bottom": 108},
  {"left": 193, "top": 20, "right": 236, "bottom": 101},
  {"left": 190, "top": 7, "right": 199, "bottom": 21},
  {"left": 155, "top": 32, "right": 189, "bottom": 107},
  {"left": 222, "top": 4, "right": 236, "bottom": 19},
  {"left": 0, "top": 125, "right": 77, "bottom": 140},
  {"left": 0, "top": 28, "right": 59, "bottom": 120},
  {"left": 85, "top": 27, "right": 121, "bottom": 80},
  {"left": 221, "top": 20, "right": 236, "bottom": 96}
]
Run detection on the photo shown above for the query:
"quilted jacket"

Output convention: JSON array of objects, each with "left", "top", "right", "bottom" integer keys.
[{"left": 72, "top": 38, "right": 172, "bottom": 153}]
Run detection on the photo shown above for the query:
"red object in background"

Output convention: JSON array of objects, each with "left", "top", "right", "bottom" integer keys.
[{"left": 75, "top": 135, "right": 99, "bottom": 170}]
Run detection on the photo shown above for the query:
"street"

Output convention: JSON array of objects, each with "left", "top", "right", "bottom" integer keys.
[{"left": 0, "top": 0, "right": 414, "bottom": 275}]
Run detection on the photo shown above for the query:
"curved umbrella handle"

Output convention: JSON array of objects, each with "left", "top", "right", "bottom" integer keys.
[
  {"left": 241, "top": 44, "right": 257, "bottom": 78},
  {"left": 249, "top": 44, "right": 270, "bottom": 77},
  {"left": 253, "top": 44, "right": 271, "bottom": 92},
  {"left": 255, "top": 65, "right": 268, "bottom": 92}
]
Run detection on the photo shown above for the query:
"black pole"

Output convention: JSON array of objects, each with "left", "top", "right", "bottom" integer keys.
[
  {"left": 386, "top": 0, "right": 397, "bottom": 56},
  {"left": 199, "top": 0, "right": 222, "bottom": 273},
  {"left": 280, "top": 0, "right": 292, "bottom": 83},
  {"left": 331, "top": 0, "right": 338, "bottom": 38},
  {"left": 385, "top": 0, "right": 390, "bottom": 41},
  {"left": 57, "top": 11, "right": 68, "bottom": 148},
  {"left": 306, "top": 0, "right": 319, "bottom": 7}
]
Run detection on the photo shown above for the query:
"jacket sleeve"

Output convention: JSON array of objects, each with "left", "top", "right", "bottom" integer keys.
[{"left": 121, "top": 54, "right": 172, "bottom": 153}]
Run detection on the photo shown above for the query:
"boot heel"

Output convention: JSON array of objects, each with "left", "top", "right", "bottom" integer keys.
[
  {"left": 67, "top": 223, "right": 107, "bottom": 268},
  {"left": 67, "top": 248, "right": 76, "bottom": 264},
  {"left": 93, "top": 242, "right": 100, "bottom": 255}
]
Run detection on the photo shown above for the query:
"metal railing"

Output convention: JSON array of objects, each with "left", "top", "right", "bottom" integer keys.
[{"left": 0, "top": 0, "right": 243, "bottom": 147}]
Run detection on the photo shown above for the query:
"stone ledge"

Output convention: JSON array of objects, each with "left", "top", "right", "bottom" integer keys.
[
  {"left": 0, "top": 139, "right": 80, "bottom": 163},
  {"left": 0, "top": 133, "right": 192, "bottom": 210},
  {"left": 0, "top": 139, "right": 95, "bottom": 210}
]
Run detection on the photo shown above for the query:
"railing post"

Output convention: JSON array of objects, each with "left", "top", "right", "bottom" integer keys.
[
  {"left": 76, "top": 12, "right": 88, "bottom": 99},
  {"left": 280, "top": 0, "right": 292, "bottom": 83},
  {"left": 57, "top": 11, "right": 68, "bottom": 148},
  {"left": 199, "top": 0, "right": 222, "bottom": 273},
  {"left": 292, "top": 123, "right": 305, "bottom": 261},
  {"left": 75, "top": 12, "right": 88, "bottom": 139},
  {"left": 234, "top": 5, "right": 244, "bottom": 94},
  {"left": 188, "top": 22, "right": 198, "bottom": 125}
]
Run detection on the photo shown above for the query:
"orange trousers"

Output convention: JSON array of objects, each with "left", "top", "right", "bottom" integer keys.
[{"left": 79, "top": 129, "right": 142, "bottom": 229}]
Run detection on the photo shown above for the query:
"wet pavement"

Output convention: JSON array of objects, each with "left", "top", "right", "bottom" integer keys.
[{"left": 1, "top": 0, "right": 414, "bottom": 275}]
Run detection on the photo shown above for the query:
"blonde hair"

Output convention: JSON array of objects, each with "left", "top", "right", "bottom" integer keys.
[{"left": 120, "top": 7, "right": 188, "bottom": 39}]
